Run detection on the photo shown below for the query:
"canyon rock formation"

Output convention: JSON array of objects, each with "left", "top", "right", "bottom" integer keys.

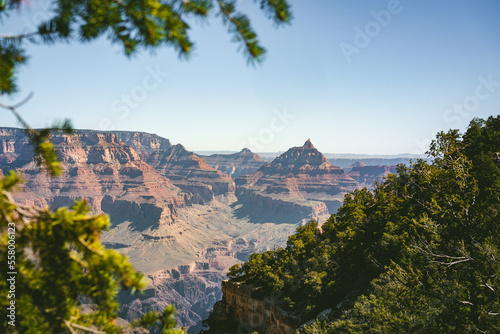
[
  {"left": 146, "top": 144, "right": 236, "bottom": 204},
  {"left": 201, "top": 148, "right": 266, "bottom": 178},
  {"left": 235, "top": 140, "right": 359, "bottom": 222}
]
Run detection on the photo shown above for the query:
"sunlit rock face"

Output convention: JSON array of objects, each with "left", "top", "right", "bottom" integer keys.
[
  {"left": 0, "top": 129, "right": 398, "bottom": 331},
  {"left": 1, "top": 129, "right": 190, "bottom": 229}
]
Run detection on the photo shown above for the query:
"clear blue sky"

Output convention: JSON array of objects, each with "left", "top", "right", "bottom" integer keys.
[{"left": 1, "top": 0, "right": 500, "bottom": 154}]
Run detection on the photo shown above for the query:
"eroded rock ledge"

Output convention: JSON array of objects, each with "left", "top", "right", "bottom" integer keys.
[{"left": 211, "top": 280, "right": 301, "bottom": 334}]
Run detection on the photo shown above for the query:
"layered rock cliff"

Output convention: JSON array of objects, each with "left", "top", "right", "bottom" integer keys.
[
  {"left": 201, "top": 148, "right": 266, "bottom": 178},
  {"left": 235, "top": 140, "right": 359, "bottom": 221},
  {"left": 147, "top": 144, "right": 235, "bottom": 204},
  {"left": 1, "top": 129, "right": 189, "bottom": 229}
]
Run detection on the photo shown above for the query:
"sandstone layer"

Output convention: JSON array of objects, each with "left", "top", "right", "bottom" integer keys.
[
  {"left": 0, "top": 127, "right": 31, "bottom": 166},
  {"left": 1, "top": 128, "right": 402, "bottom": 331}
]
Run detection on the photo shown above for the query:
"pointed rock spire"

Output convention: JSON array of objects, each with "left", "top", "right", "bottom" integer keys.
[{"left": 303, "top": 139, "right": 315, "bottom": 149}]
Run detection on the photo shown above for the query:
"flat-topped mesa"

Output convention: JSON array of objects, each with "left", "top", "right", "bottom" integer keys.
[
  {"left": 201, "top": 148, "right": 266, "bottom": 178},
  {"left": 235, "top": 140, "right": 360, "bottom": 219},
  {"left": 147, "top": 144, "right": 236, "bottom": 203},
  {"left": 259, "top": 139, "right": 343, "bottom": 176},
  {"left": 1, "top": 129, "right": 189, "bottom": 229}
]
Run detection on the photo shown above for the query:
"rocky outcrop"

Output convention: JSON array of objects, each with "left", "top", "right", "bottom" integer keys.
[
  {"left": 348, "top": 164, "right": 397, "bottom": 190},
  {"left": 111, "top": 131, "right": 172, "bottom": 159},
  {"left": 210, "top": 280, "right": 301, "bottom": 334},
  {"left": 201, "top": 148, "right": 266, "bottom": 178},
  {"left": 235, "top": 140, "right": 359, "bottom": 221},
  {"left": 147, "top": 144, "right": 235, "bottom": 204},
  {"left": 1, "top": 129, "right": 189, "bottom": 229}
]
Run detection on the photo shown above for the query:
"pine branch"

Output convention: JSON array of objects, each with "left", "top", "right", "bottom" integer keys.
[
  {"left": 0, "top": 31, "right": 39, "bottom": 40},
  {"left": 0, "top": 91, "right": 34, "bottom": 130},
  {"left": 216, "top": 0, "right": 265, "bottom": 62}
]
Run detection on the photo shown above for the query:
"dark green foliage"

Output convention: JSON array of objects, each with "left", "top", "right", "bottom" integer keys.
[
  {"left": 214, "top": 116, "right": 500, "bottom": 333},
  {"left": 0, "top": 0, "right": 292, "bottom": 95},
  {"left": 0, "top": 42, "right": 27, "bottom": 94}
]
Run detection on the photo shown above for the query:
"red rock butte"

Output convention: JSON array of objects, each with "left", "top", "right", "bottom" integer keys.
[{"left": 235, "top": 140, "right": 359, "bottom": 220}]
